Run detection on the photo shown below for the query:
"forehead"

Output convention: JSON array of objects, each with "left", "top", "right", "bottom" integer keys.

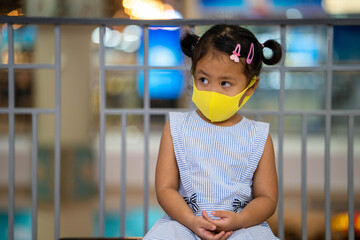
[{"left": 195, "top": 49, "right": 245, "bottom": 77}]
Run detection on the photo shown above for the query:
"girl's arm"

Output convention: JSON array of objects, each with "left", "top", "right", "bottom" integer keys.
[
  {"left": 156, "top": 122, "right": 232, "bottom": 239},
  {"left": 238, "top": 133, "right": 278, "bottom": 226},
  {"left": 155, "top": 121, "right": 196, "bottom": 225},
  {"left": 205, "top": 134, "right": 278, "bottom": 231}
]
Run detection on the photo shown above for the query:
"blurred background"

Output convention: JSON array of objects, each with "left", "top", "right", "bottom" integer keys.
[{"left": 0, "top": 0, "right": 360, "bottom": 239}]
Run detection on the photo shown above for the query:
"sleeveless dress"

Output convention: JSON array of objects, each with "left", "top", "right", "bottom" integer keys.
[{"left": 144, "top": 111, "right": 279, "bottom": 240}]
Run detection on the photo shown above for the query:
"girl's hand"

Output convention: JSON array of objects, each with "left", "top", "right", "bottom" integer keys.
[
  {"left": 189, "top": 215, "right": 233, "bottom": 240},
  {"left": 202, "top": 210, "right": 241, "bottom": 233}
]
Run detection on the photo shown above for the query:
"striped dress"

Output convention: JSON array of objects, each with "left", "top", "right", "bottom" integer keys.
[{"left": 144, "top": 111, "right": 279, "bottom": 240}]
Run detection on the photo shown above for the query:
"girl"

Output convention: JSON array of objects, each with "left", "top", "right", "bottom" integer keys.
[{"left": 144, "top": 24, "right": 283, "bottom": 240}]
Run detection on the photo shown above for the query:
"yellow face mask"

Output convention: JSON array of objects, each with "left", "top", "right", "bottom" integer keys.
[{"left": 192, "top": 76, "right": 257, "bottom": 122}]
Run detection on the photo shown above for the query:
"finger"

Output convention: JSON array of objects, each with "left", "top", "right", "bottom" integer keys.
[
  {"left": 202, "top": 210, "right": 215, "bottom": 223},
  {"left": 212, "top": 210, "right": 229, "bottom": 218},
  {"left": 200, "top": 229, "right": 222, "bottom": 240},
  {"left": 212, "top": 231, "right": 226, "bottom": 240},
  {"left": 200, "top": 218, "right": 216, "bottom": 231},
  {"left": 203, "top": 231, "right": 225, "bottom": 240},
  {"left": 220, "top": 231, "right": 233, "bottom": 240}
]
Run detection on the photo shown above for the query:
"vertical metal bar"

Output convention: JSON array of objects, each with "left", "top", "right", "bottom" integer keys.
[
  {"left": 301, "top": 114, "right": 307, "bottom": 240},
  {"left": 7, "top": 23, "right": 15, "bottom": 240},
  {"left": 54, "top": 24, "right": 61, "bottom": 240},
  {"left": 31, "top": 113, "right": 38, "bottom": 240},
  {"left": 347, "top": 115, "right": 354, "bottom": 240},
  {"left": 143, "top": 82, "right": 150, "bottom": 235},
  {"left": 324, "top": 25, "right": 333, "bottom": 240},
  {"left": 165, "top": 113, "right": 169, "bottom": 123},
  {"left": 143, "top": 25, "right": 150, "bottom": 235},
  {"left": 120, "top": 114, "right": 127, "bottom": 238},
  {"left": 187, "top": 25, "right": 195, "bottom": 109},
  {"left": 255, "top": 114, "right": 262, "bottom": 122},
  {"left": 277, "top": 24, "right": 286, "bottom": 240},
  {"left": 99, "top": 25, "right": 106, "bottom": 237}
]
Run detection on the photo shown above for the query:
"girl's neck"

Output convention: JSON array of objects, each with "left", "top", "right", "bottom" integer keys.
[{"left": 195, "top": 109, "right": 243, "bottom": 127}]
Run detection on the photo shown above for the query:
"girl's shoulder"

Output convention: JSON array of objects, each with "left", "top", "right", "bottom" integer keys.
[
  {"left": 168, "top": 111, "right": 194, "bottom": 133},
  {"left": 169, "top": 111, "right": 194, "bottom": 125},
  {"left": 169, "top": 111, "right": 192, "bottom": 118},
  {"left": 242, "top": 118, "right": 270, "bottom": 136},
  {"left": 244, "top": 118, "right": 269, "bottom": 128}
]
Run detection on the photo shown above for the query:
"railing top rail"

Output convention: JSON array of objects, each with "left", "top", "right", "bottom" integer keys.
[{"left": 1, "top": 16, "right": 360, "bottom": 26}]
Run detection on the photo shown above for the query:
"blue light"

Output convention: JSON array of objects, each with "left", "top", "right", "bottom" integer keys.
[
  {"left": 137, "top": 27, "right": 185, "bottom": 100},
  {"left": 201, "top": 0, "right": 244, "bottom": 7},
  {"left": 137, "top": 70, "right": 185, "bottom": 99},
  {"left": 0, "top": 209, "right": 32, "bottom": 240},
  {"left": 273, "top": 0, "right": 321, "bottom": 7},
  {"left": 0, "top": 25, "right": 37, "bottom": 51}
]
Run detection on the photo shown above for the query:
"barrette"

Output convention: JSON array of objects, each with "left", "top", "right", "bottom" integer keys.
[
  {"left": 246, "top": 43, "right": 254, "bottom": 64},
  {"left": 230, "top": 43, "right": 241, "bottom": 63}
]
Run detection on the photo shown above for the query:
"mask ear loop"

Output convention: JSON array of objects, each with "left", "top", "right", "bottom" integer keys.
[
  {"left": 237, "top": 76, "right": 257, "bottom": 107},
  {"left": 246, "top": 43, "right": 254, "bottom": 64}
]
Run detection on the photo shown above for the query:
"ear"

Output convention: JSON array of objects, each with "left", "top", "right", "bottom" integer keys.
[{"left": 245, "top": 76, "right": 260, "bottom": 96}]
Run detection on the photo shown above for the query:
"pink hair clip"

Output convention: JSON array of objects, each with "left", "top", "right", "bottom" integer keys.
[
  {"left": 246, "top": 43, "right": 254, "bottom": 64},
  {"left": 230, "top": 44, "right": 241, "bottom": 63}
]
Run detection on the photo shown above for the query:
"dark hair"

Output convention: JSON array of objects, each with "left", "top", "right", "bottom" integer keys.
[{"left": 180, "top": 24, "right": 284, "bottom": 80}]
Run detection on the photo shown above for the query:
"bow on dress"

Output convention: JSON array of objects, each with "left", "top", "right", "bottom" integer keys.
[
  {"left": 184, "top": 193, "right": 199, "bottom": 213},
  {"left": 232, "top": 199, "right": 248, "bottom": 213}
]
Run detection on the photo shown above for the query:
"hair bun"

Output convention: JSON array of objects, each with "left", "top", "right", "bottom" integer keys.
[
  {"left": 180, "top": 32, "right": 199, "bottom": 58},
  {"left": 261, "top": 39, "right": 283, "bottom": 65}
]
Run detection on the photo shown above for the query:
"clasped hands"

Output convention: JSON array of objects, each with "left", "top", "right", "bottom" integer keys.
[{"left": 190, "top": 210, "right": 241, "bottom": 240}]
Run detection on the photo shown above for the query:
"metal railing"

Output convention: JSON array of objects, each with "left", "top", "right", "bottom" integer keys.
[{"left": 0, "top": 16, "right": 359, "bottom": 240}]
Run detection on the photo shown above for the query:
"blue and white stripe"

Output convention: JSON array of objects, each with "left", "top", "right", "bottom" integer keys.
[
  {"left": 143, "top": 110, "right": 278, "bottom": 239},
  {"left": 176, "top": 110, "right": 269, "bottom": 214}
]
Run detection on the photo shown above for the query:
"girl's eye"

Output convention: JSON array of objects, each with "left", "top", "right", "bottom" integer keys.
[
  {"left": 221, "top": 81, "right": 231, "bottom": 87},
  {"left": 199, "top": 78, "right": 209, "bottom": 84}
]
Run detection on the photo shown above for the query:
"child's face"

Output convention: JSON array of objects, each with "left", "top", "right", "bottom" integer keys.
[{"left": 193, "top": 49, "right": 249, "bottom": 97}]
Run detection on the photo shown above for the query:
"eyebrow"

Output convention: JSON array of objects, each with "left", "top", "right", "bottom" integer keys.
[
  {"left": 219, "top": 76, "right": 236, "bottom": 81},
  {"left": 196, "top": 69, "right": 236, "bottom": 80},
  {"left": 196, "top": 69, "right": 209, "bottom": 77}
]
